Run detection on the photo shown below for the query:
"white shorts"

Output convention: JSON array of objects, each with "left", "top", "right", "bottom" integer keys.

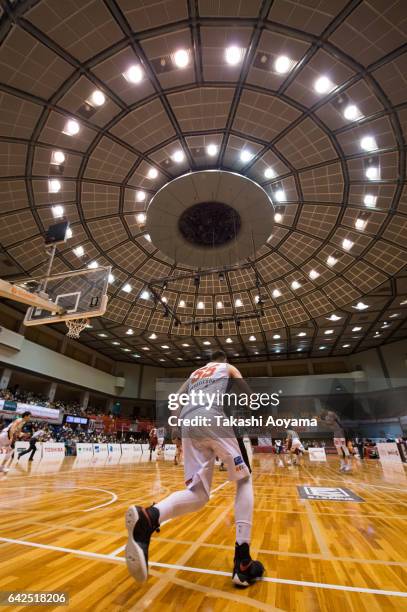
[
  {"left": 334, "top": 437, "right": 349, "bottom": 456},
  {"left": 182, "top": 435, "right": 250, "bottom": 495},
  {"left": 291, "top": 438, "right": 305, "bottom": 452}
]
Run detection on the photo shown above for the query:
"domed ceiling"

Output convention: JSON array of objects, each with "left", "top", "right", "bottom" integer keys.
[{"left": 0, "top": 0, "right": 406, "bottom": 366}]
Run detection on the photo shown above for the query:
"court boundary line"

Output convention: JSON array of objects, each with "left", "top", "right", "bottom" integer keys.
[{"left": 0, "top": 536, "right": 406, "bottom": 599}]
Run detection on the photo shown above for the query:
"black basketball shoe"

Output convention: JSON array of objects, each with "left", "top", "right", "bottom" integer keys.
[
  {"left": 232, "top": 542, "right": 265, "bottom": 587},
  {"left": 125, "top": 505, "right": 160, "bottom": 582}
]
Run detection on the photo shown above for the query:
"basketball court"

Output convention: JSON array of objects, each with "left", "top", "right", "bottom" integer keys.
[
  {"left": 0, "top": 0, "right": 406, "bottom": 610},
  {"left": 1, "top": 455, "right": 406, "bottom": 611}
]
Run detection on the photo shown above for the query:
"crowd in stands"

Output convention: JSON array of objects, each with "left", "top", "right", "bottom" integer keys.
[{"left": 0, "top": 386, "right": 108, "bottom": 417}]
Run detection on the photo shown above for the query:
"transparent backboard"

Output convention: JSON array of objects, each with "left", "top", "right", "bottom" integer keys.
[{"left": 23, "top": 266, "right": 110, "bottom": 326}]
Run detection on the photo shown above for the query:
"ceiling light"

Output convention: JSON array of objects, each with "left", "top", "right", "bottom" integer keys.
[
  {"left": 309, "top": 269, "right": 320, "bottom": 280},
  {"left": 360, "top": 136, "right": 378, "bottom": 152},
  {"left": 161, "top": 345, "right": 169, "bottom": 349},
  {"left": 73, "top": 246, "right": 84, "bottom": 257},
  {"left": 63, "top": 119, "right": 80, "bottom": 136},
  {"left": 249, "top": 335, "right": 256, "bottom": 341},
  {"left": 48, "top": 179, "right": 61, "bottom": 193},
  {"left": 171, "top": 149, "right": 185, "bottom": 163},
  {"left": 264, "top": 167, "right": 275, "bottom": 179},
  {"left": 149, "top": 333, "right": 157, "bottom": 340},
  {"left": 123, "top": 65, "right": 143, "bottom": 83},
  {"left": 145, "top": 234, "right": 152, "bottom": 242},
  {"left": 297, "top": 347, "right": 303, "bottom": 352},
  {"left": 364, "top": 194, "right": 377, "bottom": 208},
  {"left": 274, "top": 55, "right": 292, "bottom": 74},
  {"left": 173, "top": 49, "right": 189, "bottom": 68},
  {"left": 178, "top": 300, "right": 186, "bottom": 308},
  {"left": 147, "top": 167, "right": 158, "bottom": 179},
  {"left": 225, "top": 46, "right": 244, "bottom": 65},
  {"left": 240, "top": 149, "right": 253, "bottom": 163},
  {"left": 65, "top": 227, "right": 72, "bottom": 239},
  {"left": 365, "top": 165, "right": 380, "bottom": 180},
  {"left": 272, "top": 288, "right": 282, "bottom": 298},
  {"left": 98, "top": 333, "right": 107, "bottom": 338},
  {"left": 342, "top": 344, "right": 350, "bottom": 348},
  {"left": 159, "top": 358, "right": 165, "bottom": 362},
  {"left": 142, "top": 346, "right": 150, "bottom": 351},
  {"left": 133, "top": 354, "right": 140, "bottom": 358},
  {"left": 126, "top": 329, "right": 134, "bottom": 335},
  {"left": 112, "top": 341, "right": 120, "bottom": 346},
  {"left": 90, "top": 90, "right": 106, "bottom": 106},
  {"left": 140, "top": 290, "right": 150, "bottom": 300},
  {"left": 136, "top": 213, "right": 146, "bottom": 225},
  {"left": 353, "top": 302, "right": 369, "bottom": 311},
  {"left": 342, "top": 238, "right": 353, "bottom": 251},
  {"left": 108, "top": 273, "right": 115, "bottom": 283},
  {"left": 314, "top": 76, "right": 334, "bottom": 94},
  {"left": 291, "top": 280, "right": 301, "bottom": 290},
  {"left": 226, "top": 338, "right": 233, "bottom": 343},
  {"left": 136, "top": 190, "right": 146, "bottom": 202},
  {"left": 87, "top": 260, "right": 98, "bottom": 269},
  {"left": 216, "top": 301, "right": 223, "bottom": 309},
  {"left": 343, "top": 104, "right": 362, "bottom": 121},
  {"left": 235, "top": 298, "right": 243, "bottom": 307},
  {"left": 51, "top": 150, "right": 65, "bottom": 165},
  {"left": 327, "top": 314, "right": 341, "bottom": 321},
  {"left": 297, "top": 332, "right": 306, "bottom": 337},
  {"left": 274, "top": 212, "right": 283, "bottom": 223},
  {"left": 123, "top": 348, "right": 131, "bottom": 352},
  {"left": 197, "top": 301, "right": 204, "bottom": 309},
  {"left": 401, "top": 299, "right": 407, "bottom": 305},
  {"left": 355, "top": 217, "right": 368, "bottom": 231},
  {"left": 161, "top": 296, "right": 167, "bottom": 303},
  {"left": 182, "top": 343, "right": 189, "bottom": 347},
  {"left": 273, "top": 334, "right": 281, "bottom": 339},
  {"left": 324, "top": 329, "right": 334, "bottom": 335},
  {"left": 352, "top": 326, "right": 362, "bottom": 332},
  {"left": 203, "top": 340, "right": 211, "bottom": 346},
  {"left": 52, "top": 204, "right": 64, "bottom": 218},
  {"left": 274, "top": 189, "right": 286, "bottom": 202},
  {"left": 319, "top": 346, "right": 327, "bottom": 350},
  {"left": 389, "top": 313, "right": 399, "bottom": 318},
  {"left": 206, "top": 144, "right": 218, "bottom": 157},
  {"left": 122, "top": 283, "right": 132, "bottom": 293},
  {"left": 327, "top": 255, "right": 338, "bottom": 267}
]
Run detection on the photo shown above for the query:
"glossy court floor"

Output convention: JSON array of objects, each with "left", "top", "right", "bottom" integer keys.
[{"left": 0, "top": 453, "right": 406, "bottom": 611}]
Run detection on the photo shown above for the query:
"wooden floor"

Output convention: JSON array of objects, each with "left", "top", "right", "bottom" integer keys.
[{"left": 0, "top": 454, "right": 406, "bottom": 611}]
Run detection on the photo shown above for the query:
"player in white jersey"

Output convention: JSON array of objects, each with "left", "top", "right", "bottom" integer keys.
[
  {"left": 285, "top": 429, "right": 306, "bottom": 465},
  {"left": 125, "top": 350, "right": 264, "bottom": 587},
  {"left": 0, "top": 411, "right": 31, "bottom": 472}
]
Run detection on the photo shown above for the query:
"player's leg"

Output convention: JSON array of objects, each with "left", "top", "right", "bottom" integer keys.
[
  {"left": 212, "top": 436, "right": 264, "bottom": 586},
  {"left": 125, "top": 437, "right": 214, "bottom": 582}
]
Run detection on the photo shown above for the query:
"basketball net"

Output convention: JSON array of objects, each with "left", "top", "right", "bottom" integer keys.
[{"left": 65, "top": 318, "right": 89, "bottom": 339}]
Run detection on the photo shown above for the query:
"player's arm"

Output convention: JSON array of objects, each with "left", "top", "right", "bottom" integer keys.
[{"left": 9, "top": 418, "right": 23, "bottom": 441}]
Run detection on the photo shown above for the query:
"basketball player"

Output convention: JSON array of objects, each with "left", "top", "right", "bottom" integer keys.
[
  {"left": 320, "top": 410, "right": 351, "bottom": 472},
  {"left": 285, "top": 429, "right": 306, "bottom": 465},
  {"left": 148, "top": 426, "right": 158, "bottom": 461},
  {"left": 0, "top": 411, "right": 31, "bottom": 472},
  {"left": 172, "top": 432, "right": 182, "bottom": 466},
  {"left": 17, "top": 426, "right": 46, "bottom": 461},
  {"left": 125, "top": 350, "right": 264, "bottom": 587}
]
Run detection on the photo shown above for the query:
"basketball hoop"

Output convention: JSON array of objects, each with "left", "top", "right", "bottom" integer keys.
[{"left": 65, "top": 318, "right": 90, "bottom": 339}]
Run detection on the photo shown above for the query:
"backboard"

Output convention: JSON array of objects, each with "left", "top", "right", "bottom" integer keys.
[{"left": 23, "top": 266, "right": 110, "bottom": 326}]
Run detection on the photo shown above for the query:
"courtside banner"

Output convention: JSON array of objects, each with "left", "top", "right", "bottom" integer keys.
[
  {"left": 93, "top": 443, "right": 108, "bottom": 457},
  {"left": 121, "top": 444, "right": 134, "bottom": 460},
  {"left": 76, "top": 443, "right": 93, "bottom": 457},
  {"left": 133, "top": 444, "right": 143, "bottom": 456},
  {"left": 14, "top": 441, "right": 42, "bottom": 463},
  {"left": 107, "top": 443, "right": 121, "bottom": 455},
  {"left": 141, "top": 444, "right": 150, "bottom": 454},
  {"left": 42, "top": 442, "right": 65, "bottom": 461},
  {"left": 164, "top": 444, "right": 176, "bottom": 458},
  {"left": 309, "top": 447, "right": 327, "bottom": 462},
  {"left": 0, "top": 400, "right": 60, "bottom": 422},
  {"left": 377, "top": 442, "right": 402, "bottom": 463}
]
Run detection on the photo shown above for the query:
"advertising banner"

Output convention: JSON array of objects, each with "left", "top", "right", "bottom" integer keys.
[
  {"left": 376, "top": 442, "right": 402, "bottom": 463},
  {"left": 164, "top": 444, "right": 176, "bottom": 458},
  {"left": 308, "top": 447, "right": 327, "bottom": 462},
  {"left": 92, "top": 443, "right": 108, "bottom": 458},
  {"left": 42, "top": 442, "right": 65, "bottom": 461},
  {"left": 76, "top": 443, "right": 93, "bottom": 458},
  {"left": 0, "top": 400, "right": 60, "bottom": 422},
  {"left": 14, "top": 441, "right": 42, "bottom": 463}
]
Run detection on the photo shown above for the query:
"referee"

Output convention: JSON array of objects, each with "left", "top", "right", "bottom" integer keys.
[{"left": 17, "top": 427, "right": 46, "bottom": 462}]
